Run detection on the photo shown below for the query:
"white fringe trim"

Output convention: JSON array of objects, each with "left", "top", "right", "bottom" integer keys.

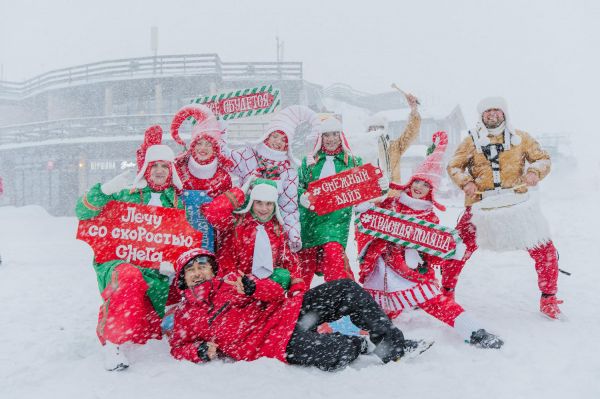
[{"left": 471, "top": 192, "right": 551, "bottom": 251}]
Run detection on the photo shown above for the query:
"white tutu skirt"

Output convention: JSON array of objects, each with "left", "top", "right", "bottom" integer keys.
[{"left": 471, "top": 192, "right": 551, "bottom": 251}]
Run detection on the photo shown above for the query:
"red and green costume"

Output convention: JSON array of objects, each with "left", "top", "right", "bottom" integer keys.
[{"left": 76, "top": 183, "right": 183, "bottom": 345}]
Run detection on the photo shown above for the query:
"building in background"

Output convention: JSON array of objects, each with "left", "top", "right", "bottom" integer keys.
[{"left": 0, "top": 54, "right": 467, "bottom": 215}]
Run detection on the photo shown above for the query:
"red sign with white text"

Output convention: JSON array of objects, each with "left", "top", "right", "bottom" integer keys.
[
  {"left": 307, "top": 164, "right": 384, "bottom": 215},
  {"left": 76, "top": 202, "right": 203, "bottom": 269},
  {"left": 204, "top": 92, "right": 276, "bottom": 117},
  {"left": 356, "top": 208, "right": 459, "bottom": 258}
]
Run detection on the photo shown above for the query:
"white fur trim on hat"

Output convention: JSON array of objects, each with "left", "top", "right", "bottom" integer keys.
[
  {"left": 474, "top": 96, "right": 518, "bottom": 151},
  {"left": 234, "top": 182, "right": 284, "bottom": 224},
  {"left": 477, "top": 97, "right": 508, "bottom": 115},
  {"left": 307, "top": 113, "right": 353, "bottom": 165},
  {"left": 256, "top": 105, "right": 320, "bottom": 167},
  {"left": 133, "top": 145, "right": 183, "bottom": 190}
]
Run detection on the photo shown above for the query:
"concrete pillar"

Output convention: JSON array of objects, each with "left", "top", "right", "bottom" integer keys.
[
  {"left": 104, "top": 86, "right": 113, "bottom": 115},
  {"left": 154, "top": 83, "right": 162, "bottom": 114}
]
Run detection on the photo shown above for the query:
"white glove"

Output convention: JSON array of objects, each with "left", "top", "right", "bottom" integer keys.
[
  {"left": 240, "top": 174, "right": 258, "bottom": 194},
  {"left": 159, "top": 261, "right": 175, "bottom": 276},
  {"left": 101, "top": 170, "right": 134, "bottom": 195},
  {"left": 299, "top": 192, "right": 311, "bottom": 209},
  {"left": 288, "top": 230, "right": 303, "bottom": 252},
  {"left": 378, "top": 176, "right": 390, "bottom": 192},
  {"left": 289, "top": 238, "right": 303, "bottom": 253},
  {"left": 353, "top": 201, "right": 374, "bottom": 214}
]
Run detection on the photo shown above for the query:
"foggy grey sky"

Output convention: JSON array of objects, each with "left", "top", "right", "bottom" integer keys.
[{"left": 1, "top": 0, "right": 599, "bottom": 158}]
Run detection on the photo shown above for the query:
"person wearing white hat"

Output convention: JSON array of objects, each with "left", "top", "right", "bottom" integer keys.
[
  {"left": 200, "top": 178, "right": 306, "bottom": 296},
  {"left": 444, "top": 96, "right": 563, "bottom": 320},
  {"left": 75, "top": 144, "right": 184, "bottom": 371},
  {"left": 225, "top": 105, "right": 320, "bottom": 253},
  {"left": 298, "top": 114, "right": 389, "bottom": 287}
]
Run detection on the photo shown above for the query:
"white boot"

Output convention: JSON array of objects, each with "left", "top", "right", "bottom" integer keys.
[{"left": 103, "top": 342, "right": 129, "bottom": 371}]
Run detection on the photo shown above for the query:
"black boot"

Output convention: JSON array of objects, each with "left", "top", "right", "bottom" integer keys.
[{"left": 469, "top": 329, "right": 504, "bottom": 349}]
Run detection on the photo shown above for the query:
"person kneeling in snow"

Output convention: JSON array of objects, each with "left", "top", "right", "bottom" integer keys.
[
  {"left": 357, "top": 132, "right": 503, "bottom": 349},
  {"left": 201, "top": 177, "right": 305, "bottom": 292},
  {"left": 169, "top": 248, "right": 431, "bottom": 370},
  {"left": 75, "top": 144, "right": 184, "bottom": 371}
]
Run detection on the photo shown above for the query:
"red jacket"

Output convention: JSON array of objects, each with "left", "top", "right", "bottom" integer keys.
[
  {"left": 202, "top": 188, "right": 303, "bottom": 282},
  {"left": 169, "top": 272, "right": 304, "bottom": 363},
  {"left": 358, "top": 195, "right": 441, "bottom": 284},
  {"left": 175, "top": 155, "right": 232, "bottom": 198}
]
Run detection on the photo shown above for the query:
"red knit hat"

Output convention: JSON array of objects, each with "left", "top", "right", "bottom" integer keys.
[
  {"left": 390, "top": 131, "right": 448, "bottom": 210},
  {"left": 136, "top": 125, "right": 163, "bottom": 172}
]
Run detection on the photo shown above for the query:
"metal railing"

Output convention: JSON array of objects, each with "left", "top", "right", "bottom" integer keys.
[
  {"left": 0, "top": 54, "right": 303, "bottom": 100},
  {"left": 0, "top": 114, "right": 268, "bottom": 147}
]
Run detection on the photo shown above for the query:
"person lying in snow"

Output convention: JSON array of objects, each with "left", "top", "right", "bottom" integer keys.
[
  {"left": 168, "top": 248, "right": 432, "bottom": 371},
  {"left": 75, "top": 144, "right": 185, "bottom": 371},
  {"left": 356, "top": 132, "right": 503, "bottom": 349}
]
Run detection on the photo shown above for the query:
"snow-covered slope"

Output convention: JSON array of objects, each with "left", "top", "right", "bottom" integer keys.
[{"left": 0, "top": 164, "right": 598, "bottom": 399}]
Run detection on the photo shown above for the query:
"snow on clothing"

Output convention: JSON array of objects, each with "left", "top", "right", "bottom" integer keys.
[
  {"left": 443, "top": 125, "right": 559, "bottom": 297},
  {"left": 75, "top": 183, "right": 183, "bottom": 344},
  {"left": 357, "top": 192, "right": 487, "bottom": 340},
  {"left": 297, "top": 150, "right": 362, "bottom": 285},
  {"left": 174, "top": 155, "right": 232, "bottom": 197},
  {"left": 170, "top": 275, "right": 409, "bottom": 370},
  {"left": 298, "top": 150, "right": 363, "bottom": 249},
  {"left": 201, "top": 186, "right": 304, "bottom": 286},
  {"left": 169, "top": 270, "right": 304, "bottom": 364},
  {"left": 170, "top": 103, "right": 233, "bottom": 197},
  {"left": 439, "top": 207, "right": 560, "bottom": 296},
  {"left": 447, "top": 129, "right": 551, "bottom": 207},
  {"left": 227, "top": 144, "right": 301, "bottom": 248}
]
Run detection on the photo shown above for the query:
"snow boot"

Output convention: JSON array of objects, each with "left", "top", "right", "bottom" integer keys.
[
  {"left": 103, "top": 342, "right": 129, "bottom": 371},
  {"left": 469, "top": 329, "right": 504, "bottom": 349},
  {"left": 540, "top": 294, "right": 563, "bottom": 320},
  {"left": 402, "top": 339, "right": 434, "bottom": 360},
  {"left": 373, "top": 328, "right": 407, "bottom": 363}
]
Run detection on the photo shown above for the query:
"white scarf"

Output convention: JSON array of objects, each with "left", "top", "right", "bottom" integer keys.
[
  {"left": 398, "top": 191, "right": 433, "bottom": 211},
  {"left": 256, "top": 143, "right": 289, "bottom": 162},
  {"left": 320, "top": 156, "right": 337, "bottom": 179},
  {"left": 148, "top": 192, "right": 163, "bottom": 207},
  {"left": 188, "top": 156, "right": 218, "bottom": 180},
  {"left": 251, "top": 224, "right": 274, "bottom": 279}
]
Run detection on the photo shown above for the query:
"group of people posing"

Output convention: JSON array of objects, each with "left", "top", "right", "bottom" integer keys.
[{"left": 76, "top": 92, "right": 563, "bottom": 372}]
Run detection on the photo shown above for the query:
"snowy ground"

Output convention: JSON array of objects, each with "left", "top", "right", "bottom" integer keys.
[{"left": 1, "top": 166, "right": 599, "bottom": 399}]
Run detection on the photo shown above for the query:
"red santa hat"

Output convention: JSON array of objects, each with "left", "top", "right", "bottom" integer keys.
[
  {"left": 256, "top": 105, "right": 320, "bottom": 167},
  {"left": 170, "top": 104, "right": 232, "bottom": 168},
  {"left": 306, "top": 113, "right": 353, "bottom": 166},
  {"left": 390, "top": 131, "right": 448, "bottom": 210},
  {"left": 132, "top": 144, "right": 183, "bottom": 190}
]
